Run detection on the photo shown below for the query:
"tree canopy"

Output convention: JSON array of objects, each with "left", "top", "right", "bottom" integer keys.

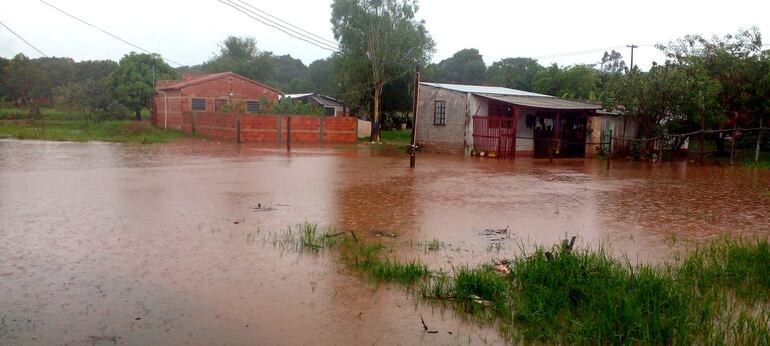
[
  {"left": 112, "top": 52, "right": 176, "bottom": 120},
  {"left": 331, "top": 0, "right": 435, "bottom": 139}
]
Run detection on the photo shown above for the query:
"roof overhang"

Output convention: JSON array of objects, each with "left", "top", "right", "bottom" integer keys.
[{"left": 475, "top": 93, "right": 601, "bottom": 111}]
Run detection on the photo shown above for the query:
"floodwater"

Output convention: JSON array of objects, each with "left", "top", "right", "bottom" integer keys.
[{"left": 1, "top": 138, "right": 769, "bottom": 345}]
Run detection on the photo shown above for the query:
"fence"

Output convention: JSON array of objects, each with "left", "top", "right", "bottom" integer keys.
[{"left": 152, "top": 111, "right": 358, "bottom": 144}]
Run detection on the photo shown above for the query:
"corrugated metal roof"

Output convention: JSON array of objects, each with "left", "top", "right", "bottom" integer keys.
[
  {"left": 476, "top": 93, "right": 601, "bottom": 111},
  {"left": 420, "top": 82, "right": 551, "bottom": 97},
  {"left": 285, "top": 93, "right": 314, "bottom": 98}
]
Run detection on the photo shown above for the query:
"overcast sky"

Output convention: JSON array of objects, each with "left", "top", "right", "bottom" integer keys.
[{"left": 1, "top": 0, "right": 769, "bottom": 70}]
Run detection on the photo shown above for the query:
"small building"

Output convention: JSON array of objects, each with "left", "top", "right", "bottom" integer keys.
[
  {"left": 416, "top": 82, "right": 606, "bottom": 158},
  {"left": 285, "top": 93, "right": 347, "bottom": 116},
  {"left": 152, "top": 72, "right": 282, "bottom": 128}
]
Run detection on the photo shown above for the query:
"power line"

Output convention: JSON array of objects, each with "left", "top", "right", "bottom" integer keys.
[
  {"left": 233, "top": 0, "right": 338, "bottom": 47},
  {"left": 218, "top": 0, "right": 338, "bottom": 52},
  {"left": 332, "top": 68, "right": 412, "bottom": 98},
  {"left": 38, "top": 0, "right": 183, "bottom": 66},
  {"left": 0, "top": 19, "right": 48, "bottom": 57}
]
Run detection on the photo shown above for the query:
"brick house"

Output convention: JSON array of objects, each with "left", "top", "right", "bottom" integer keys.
[{"left": 152, "top": 72, "right": 282, "bottom": 130}]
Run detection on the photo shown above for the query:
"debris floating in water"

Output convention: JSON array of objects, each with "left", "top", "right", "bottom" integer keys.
[{"left": 479, "top": 226, "right": 511, "bottom": 242}]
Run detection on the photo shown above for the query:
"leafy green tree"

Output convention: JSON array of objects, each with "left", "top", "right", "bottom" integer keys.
[
  {"left": 331, "top": 0, "right": 435, "bottom": 140},
  {"left": 202, "top": 36, "right": 276, "bottom": 83},
  {"left": 271, "top": 54, "right": 308, "bottom": 87},
  {"left": 112, "top": 52, "right": 175, "bottom": 121},
  {"left": 307, "top": 57, "right": 341, "bottom": 96},
  {"left": 485, "top": 57, "right": 543, "bottom": 90},
  {"left": 533, "top": 64, "right": 600, "bottom": 99},
  {"left": 2, "top": 53, "right": 46, "bottom": 106},
  {"left": 433, "top": 48, "right": 486, "bottom": 84},
  {"left": 76, "top": 60, "right": 118, "bottom": 83}
]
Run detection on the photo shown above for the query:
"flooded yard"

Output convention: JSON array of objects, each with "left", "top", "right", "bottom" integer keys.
[{"left": 1, "top": 138, "right": 769, "bottom": 345}]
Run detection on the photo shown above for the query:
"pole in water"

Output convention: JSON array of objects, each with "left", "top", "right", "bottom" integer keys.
[
  {"left": 607, "top": 129, "right": 613, "bottom": 170},
  {"left": 409, "top": 66, "right": 420, "bottom": 168},
  {"left": 286, "top": 115, "right": 291, "bottom": 152}
]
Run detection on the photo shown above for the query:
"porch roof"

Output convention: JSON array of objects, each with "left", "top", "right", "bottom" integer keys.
[{"left": 476, "top": 93, "right": 602, "bottom": 111}]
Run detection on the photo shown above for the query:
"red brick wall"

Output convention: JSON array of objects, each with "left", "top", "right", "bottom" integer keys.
[{"left": 152, "top": 112, "right": 357, "bottom": 144}]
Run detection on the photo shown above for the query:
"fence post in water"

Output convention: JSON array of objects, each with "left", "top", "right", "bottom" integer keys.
[
  {"left": 409, "top": 66, "right": 420, "bottom": 168},
  {"left": 730, "top": 122, "right": 737, "bottom": 165},
  {"left": 286, "top": 115, "right": 291, "bottom": 152},
  {"left": 756, "top": 114, "right": 764, "bottom": 163},
  {"left": 607, "top": 130, "right": 613, "bottom": 170},
  {"left": 236, "top": 118, "right": 241, "bottom": 143}
]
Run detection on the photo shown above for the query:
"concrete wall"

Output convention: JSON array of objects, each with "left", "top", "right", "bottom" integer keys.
[
  {"left": 416, "top": 85, "right": 468, "bottom": 153},
  {"left": 357, "top": 119, "right": 372, "bottom": 138},
  {"left": 586, "top": 114, "right": 640, "bottom": 157}
]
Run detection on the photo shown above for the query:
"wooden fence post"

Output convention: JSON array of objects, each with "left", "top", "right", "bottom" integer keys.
[{"left": 607, "top": 129, "right": 613, "bottom": 170}]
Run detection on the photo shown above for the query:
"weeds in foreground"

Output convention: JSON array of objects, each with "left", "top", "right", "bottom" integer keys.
[{"left": 273, "top": 225, "right": 770, "bottom": 344}]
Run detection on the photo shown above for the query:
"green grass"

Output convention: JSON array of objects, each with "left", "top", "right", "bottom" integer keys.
[
  {"left": 272, "top": 225, "right": 770, "bottom": 344},
  {"left": 0, "top": 107, "right": 150, "bottom": 121},
  {"left": 379, "top": 130, "right": 412, "bottom": 145},
  {"left": 0, "top": 119, "right": 183, "bottom": 144}
]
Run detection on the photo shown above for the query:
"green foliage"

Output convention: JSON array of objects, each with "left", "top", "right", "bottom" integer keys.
[
  {"left": 201, "top": 36, "right": 276, "bottom": 84},
  {"left": 431, "top": 48, "right": 486, "bottom": 84},
  {"left": 112, "top": 52, "right": 175, "bottom": 120},
  {"left": 2, "top": 54, "right": 46, "bottom": 105},
  {"left": 331, "top": 0, "right": 435, "bottom": 137},
  {"left": 270, "top": 97, "right": 324, "bottom": 116},
  {"left": 0, "top": 119, "right": 182, "bottom": 143},
  {"left": 485, "top": 57, "right": 544, "bottom": 91},
  {"left": 532, "top": 64, "right": 601, "bottom": 99}
]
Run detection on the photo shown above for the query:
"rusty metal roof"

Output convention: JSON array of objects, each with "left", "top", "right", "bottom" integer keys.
[
  {"left": 158, "top": 71, "right": 283, "bottom": 94},
  {"left": 476, "top": 93, "right": 602, "bottom": 111},
  {"left": 421, "top": 82, "right": 551, "bottom": 97}
]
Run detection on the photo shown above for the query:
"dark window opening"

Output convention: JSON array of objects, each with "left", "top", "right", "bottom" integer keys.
[
  {"left": 214, "top": 99, "right": 227, "bottom": 112},
  {"left": 191, "top": 98, "right": 206, "bottom": 111},
  {"left": 324, "top": 107, "right": 336, "bottom": 116},
  {"left": 246, "top": 101, "right": 260, "bottom": 113},
  {"left": 433, "top": 100, "right": 446, "bottom": 125}
]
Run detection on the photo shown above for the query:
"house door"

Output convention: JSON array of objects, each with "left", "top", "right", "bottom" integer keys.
[{"left": 533, "top": 112, "right": 555, "bottom": 158}]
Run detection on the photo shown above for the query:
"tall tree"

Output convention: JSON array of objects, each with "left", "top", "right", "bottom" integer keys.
[
  {"left": 433, "top": 48, "right": 486, "bottom": 84},
  {"left": 202, "top": 36, "right": 276, "bottom": 83},
  {"left": 331, "top": 0, "right": 435, "bottom": 140},
  {"left": 2, "top": 54, "right": 45, "bottom": 106},
  {"left": 112, "top": 52, "right": 175, "bottom": 121},
  {"left": 533, "top": 64, "right": 601, "bottom": 99},
  {"left": 485, "top": 57, "right": 543, "bottom": 90},
  {"left": 599, "top": 50, "right": 627, "bottom": 75}
]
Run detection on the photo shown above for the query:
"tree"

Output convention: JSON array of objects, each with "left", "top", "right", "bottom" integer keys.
[
  {"left": 271, "top": 54, "right": 308, "bottom": 89},
  {"left": 76, "top": 60, "right": 118, "bottom": 83},
  {"left": 533, "top": 64, "right": 600, "bottom": 99},
  {"left": 202, "top": 36, "right": 276, "bottom": 83},
  {"left": 485, "top": 57, "right": 543, "bottom": 90},
  {"left": 433, "top": 48, "right": 486, "bottom": 84},
  {"left": 599, "top": 50, "right": 627, "bottom": 75},
  {"left": 2, "top": 53, "right": 46, "bottom": 106},
  {"left": 112, "top": 52, "right": 175, "bottom": 121},
  {"left": 331, "top": 0, "right": 435, "bottom": 140}
]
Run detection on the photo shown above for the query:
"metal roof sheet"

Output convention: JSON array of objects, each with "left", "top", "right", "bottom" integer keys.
[
  {"left": 476, "top": 93, "right": 602, "bottom": 111},
  {"left": 285, "top": 93, "right": 314, "bottom": 98},
  {"left": 420, "top": 82, "right": 551, "bottom": 97}
]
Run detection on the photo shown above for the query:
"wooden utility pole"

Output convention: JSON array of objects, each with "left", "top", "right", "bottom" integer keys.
[
  {"left": 409, "top": 66, "right": 420, "bottom": 168},
  {"left": 626, "top": 44, "right": 638, "bottom": 69}
]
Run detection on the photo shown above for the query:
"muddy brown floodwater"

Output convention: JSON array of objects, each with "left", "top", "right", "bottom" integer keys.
[{"left": 1, "top": 138, "right": 769, "bottom": 345}]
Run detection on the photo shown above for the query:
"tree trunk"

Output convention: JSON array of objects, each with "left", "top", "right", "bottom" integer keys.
[
  {"left": 134, "top": 108, "right": 142, "bottom": 121},
  {"left": 371, "top": 81, "right": 382, "bottom": 141}
]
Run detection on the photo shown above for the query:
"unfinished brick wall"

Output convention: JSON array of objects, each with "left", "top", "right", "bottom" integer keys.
[{"left": 152, "top": 111, "right": 358, "bottom": 144}]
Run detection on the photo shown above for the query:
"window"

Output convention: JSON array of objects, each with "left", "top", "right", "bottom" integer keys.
[
  {"left": 214, "top": 99, "right": 227, "bottom": 112},
  {"left": 433, "top": 100, "right": 446, "bottom": 125},
  {"left": 246, "top": 100, "right": 260, "bottom": 113},
  {"left": 324, "top": 107, "right": 336, "bottom": 116},
  {"left": 191, "top": 98, "right": 206, "bottom": 111}
]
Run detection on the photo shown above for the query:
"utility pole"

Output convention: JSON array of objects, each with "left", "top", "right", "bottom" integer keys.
[
  {"left": 409, "top": 65, "right": 420, "bottom": 168},
  {"left": 626, "top": 44, "right": 638, "bottom": 69}
]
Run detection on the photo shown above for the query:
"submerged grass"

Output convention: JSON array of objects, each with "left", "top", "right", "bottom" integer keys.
[{"left": 274, "top": 225, "right": 770, "bottom": 344}]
